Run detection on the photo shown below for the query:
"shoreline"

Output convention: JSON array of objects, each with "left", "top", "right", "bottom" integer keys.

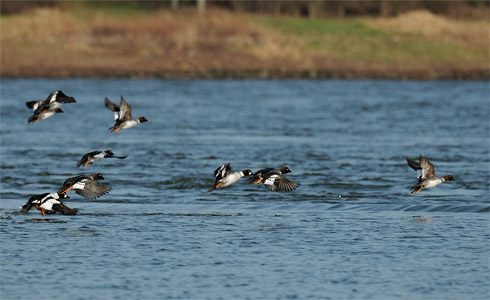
[
  {"left": 2, "top": 68, "right": 488, "bottom": 80},
  {"left": 2, "top": 7, "right": 488, "bottom": 81}
]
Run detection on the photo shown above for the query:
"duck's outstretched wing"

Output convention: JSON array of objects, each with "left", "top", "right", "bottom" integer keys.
[
  {"left": 58, "top": 175, "right": 86, "bottom": 194},
  {"left": 75, "top": 181, "right": 112, "bottom": 199},
  {"left": 419, "top": 155, "right": 436, "bottom": 180},
  {"left": 105, "top": 97, "right": 121, "bottom": 121},
  {"left": 207, "top": 163, "right": 230, "bottom": 192},
  {"left": 406, "top": 157, "right": 420, "bottom": 171},
  {"left": 109, "top": 155, "right": 128, "bottom": 159},
  {"left": 26, "top": 100, "right": 44, "bottom": 111},
  {"left": 52, "top": 202, "right": 78, "bottom": 215},
  {"left": 119, "top": 96, "right": 133, "bottom": 121},
  {"left": 214, "top": 163, "right": 231, "bottom": 182},
  {"left": 48, "top": 90, "right": 77, "bottom": 106},
  {"left": 263, "top": 174, "right": 300, "bottom": 192}
]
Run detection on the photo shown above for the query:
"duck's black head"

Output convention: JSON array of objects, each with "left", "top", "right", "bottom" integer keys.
[
  {"left": 57, "top": 192, "right": 70, "bottom": 199},
  {"left": 242, "top": 170, "right": 253, "bottom": 176},
  {"left": 91, "top": 173, "right": 105, "bottom": 180},
  {"left": 443, "top": 175, "right": 454, "bottom": 181},
  {"left": 279, "top": 166, "right": 292, "bottom": 174},
  {"left": 104, "top": 150, "right": 115, "bottom": 156}
]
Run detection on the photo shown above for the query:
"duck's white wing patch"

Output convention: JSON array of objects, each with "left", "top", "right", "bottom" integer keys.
[
  {"left": 264, "top": 174, "right": 299, "bottom": 192},
  {"left": 29, "top": 198, "right": 41, "bottom": 205},
  {"left": 26, "top": 100, "right": 44, "bottom": 111},
  {"left": 33, "top": 102, "right": 42, "bottom": 111},
  {"left": 72, "top": 180, "right": 87, "bottom": 191},
  {"left": 263, "top": 174, "right": 280, "bottom": 191},
  {"left": 214, "top": 163, "right": 230, "bottom": 181},
  {"left": 47, "top": 91, "right": 58, "bottom": 103},
  {"left": 105, "top": 98, "right": 121, "bottom": 120},
  {"left": 221, "top": 164, "right": 232, "bottom": 179},
  {"left": 263, "top": 174, "right": 279, "bottom": 186}
]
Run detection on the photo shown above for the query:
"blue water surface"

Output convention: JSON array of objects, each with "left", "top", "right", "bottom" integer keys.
[{"left": 1, "top": 79, "right": 489, "bottom": 299}]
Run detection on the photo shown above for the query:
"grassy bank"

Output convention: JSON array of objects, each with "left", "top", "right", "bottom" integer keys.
[{"left": 1, "top": 4, "right": 488, "bottom": 79}]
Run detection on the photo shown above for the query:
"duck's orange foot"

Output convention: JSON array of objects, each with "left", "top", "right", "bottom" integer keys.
[
  {"left": 83, "top": 160, "right": 90, "bottom": 167},
  {"left": 215, "top": 182, "right": 223, "bottom": 189},
  {"left": 253, "top": 176, "right": 262, "bottom": 184},
  {"left": 35, "top": 206, "right": 45, "bottom": 216},
  {"left": 111, "top": 127, "right": 121, "bottom": 133}
]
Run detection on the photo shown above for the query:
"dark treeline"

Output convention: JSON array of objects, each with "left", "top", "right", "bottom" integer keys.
[
  {"left": 203, "top": 0, "right": 489, "bottom": 19},
  {"left": 1, "top": 0, "right": 488, "bottom": 19}
]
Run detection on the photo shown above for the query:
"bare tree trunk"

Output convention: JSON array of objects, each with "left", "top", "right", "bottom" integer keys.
[
  {"left": 380, "top": 0, "right": 389, "bottom": 17},
  {"left": 308, "top": 1, "right": 322, "bottom": 18},
  {"left": 197, "top": 0, "right": 205, "bottom": 14},
  {"left": 171, "top": 0, "right": 179, "bottom": 11},
  {"left": 447, "top": 1, "right": 462, "bottom": 18},
  {"left": 336, "top": 1, "right": 345, "bottom": 19}
]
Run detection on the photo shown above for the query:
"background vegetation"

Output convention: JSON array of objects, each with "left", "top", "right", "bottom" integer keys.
[{"left": 1, "top": 1, "right": 488, "bottom": 79}]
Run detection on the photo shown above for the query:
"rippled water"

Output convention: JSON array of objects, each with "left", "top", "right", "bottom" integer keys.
[{"left": 1, "top": 79, "right": 489, "bottom": 299}]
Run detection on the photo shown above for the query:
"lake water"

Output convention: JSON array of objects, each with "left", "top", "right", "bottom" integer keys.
[{"left": 1, "top": 79, "right": 489, "bottom": 299}]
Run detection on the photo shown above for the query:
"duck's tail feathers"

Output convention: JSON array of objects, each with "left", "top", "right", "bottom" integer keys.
[
  {"left": 27, "top": 114, "right": 38, "bottom": 124},
  {"left": 410, "top": 184, "right": 422, "bottom": 194}
]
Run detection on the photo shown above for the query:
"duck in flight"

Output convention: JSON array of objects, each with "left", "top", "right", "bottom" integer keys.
[
  {"left": 406, "top": 155, "right": 454, "bottom": 194},
  {"left": 26, "top": 90, "right": 77, "bottom": 124},
  {"left": 19, "top": 192, "right": 78, "bottom": 216},
  {"left": 58, "top": 173, "right": 111, "bottom": 199},
  {"left": 207, "top": 163, "right": 252, "bottom": 192},
  {"left": 105, "top": 96, "right": 148, "bottom": 132},
  {"left": 248, "top": 166, "right": 299, "bottom": 192},
  {"left": 76, "top": 150, "right": 127, "bottom": 168}
]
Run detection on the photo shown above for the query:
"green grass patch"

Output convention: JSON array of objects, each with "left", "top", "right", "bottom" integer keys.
[{"left": 259, "top": 15, "right": 487, "bottom": 68}]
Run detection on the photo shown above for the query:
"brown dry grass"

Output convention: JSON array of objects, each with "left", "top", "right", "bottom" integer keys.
[
  {"left": 1, "top": 7, "right": 488, "bottom": 79},
  {"left": 367, "top": 10, "right": 489, "bottom": 48}
]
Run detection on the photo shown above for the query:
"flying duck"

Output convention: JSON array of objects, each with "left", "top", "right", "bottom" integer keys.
[
  {"left": 76, "top": 150, "right": 127, "bottom": 167},
  {"left": 248, "top": 166, "right": 300, "bottom": 192},
  {"left": 105, "top": 96, "right": 148, "bottom": 132},
  {"left": 207, "top": 163, "right": 252, "bottom": 192},
  {"left": 406, "top": 155, "right": 454, "bottom": 194},
  {"left": 26, "top": 90, "right": 77, "bottom": 124},
  {"left": 58, "top": 173, "right": 111, "bottom": 199},
  {"left": 19, "top": 192, "right": 78, "bottom": 216}
]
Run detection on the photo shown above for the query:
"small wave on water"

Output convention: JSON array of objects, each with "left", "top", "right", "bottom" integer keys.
[
  {"left": 24, "top": 218, "right": 67, "bottom": 223},
  {"left": 329, "top": 203, "right": 489, "bottom": 213}
]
